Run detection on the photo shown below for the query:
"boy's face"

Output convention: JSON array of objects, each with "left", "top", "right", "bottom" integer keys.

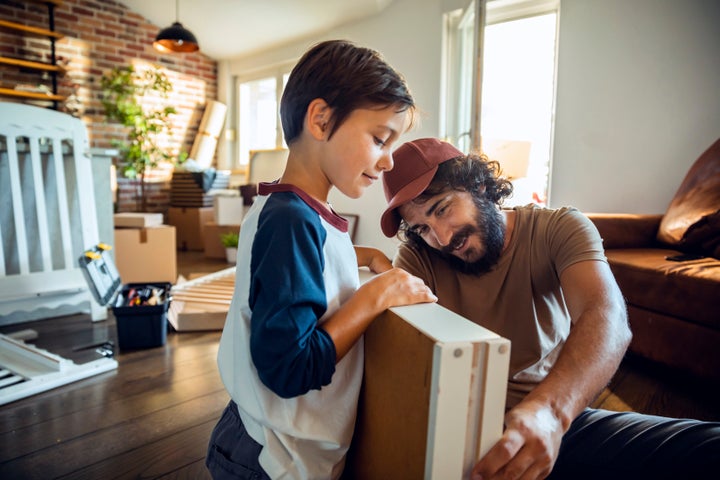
[{"left": 321, "top": 106, "right": 409, "bottom": 199}]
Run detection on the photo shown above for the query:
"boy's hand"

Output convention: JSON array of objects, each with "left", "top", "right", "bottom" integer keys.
[
  {"left": 362, "top": 267, "right": 437, "bottom": 310},
  {"left": 324, "top": 267, "right": 436, "bottom": 361}
]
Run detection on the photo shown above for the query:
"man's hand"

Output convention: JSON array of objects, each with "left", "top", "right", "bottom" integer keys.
[{"left": 472, "top": 399, "right": 564, "bottom": 480}]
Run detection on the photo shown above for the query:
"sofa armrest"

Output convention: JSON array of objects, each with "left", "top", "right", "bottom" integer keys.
[{"left": 585, "top": 213, "right": 664, "bottom": 249}]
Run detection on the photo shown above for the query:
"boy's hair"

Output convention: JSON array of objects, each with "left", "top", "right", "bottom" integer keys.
[{"left": 280, "top": 40, "right": 414, "bottom": 145}]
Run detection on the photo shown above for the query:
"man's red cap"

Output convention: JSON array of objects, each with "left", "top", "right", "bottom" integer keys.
[{"left": 381, "top": 138, "right": 464, "bottom": 237}]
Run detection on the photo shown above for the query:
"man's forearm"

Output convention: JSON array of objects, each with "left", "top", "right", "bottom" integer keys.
[{"left": 522, "top": 303, "right": 631, "bottom": 430}]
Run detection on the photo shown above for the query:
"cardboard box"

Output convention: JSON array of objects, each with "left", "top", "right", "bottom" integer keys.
[
  {"left": 167, "top": 207, "right": 214, "bottom": 251},
  {"left": 203, "top": 222, "right": 241, "bottom": 259},
  {"left": 113, "top": 225, "right": 177, "bottom": 284},
  {"left": 114, "top": 212, "right": 163, "bottom": 228},
  {"left": 213, "top": 195, "right": 245, "bottom": 225}
]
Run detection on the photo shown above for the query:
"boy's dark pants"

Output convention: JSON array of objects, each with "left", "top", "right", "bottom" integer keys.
[{"left": 206, "top": 401, "right": 272, "bottom": 480}]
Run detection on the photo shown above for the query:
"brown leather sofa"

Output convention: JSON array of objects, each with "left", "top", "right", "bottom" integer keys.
[{"left": 587, "top": 138, "right": 720, "bottom": 382}]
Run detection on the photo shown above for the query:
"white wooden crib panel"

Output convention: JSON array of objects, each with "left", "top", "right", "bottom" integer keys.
[{"left": 0, "top": 103, "right": 104, "bottom": 325}]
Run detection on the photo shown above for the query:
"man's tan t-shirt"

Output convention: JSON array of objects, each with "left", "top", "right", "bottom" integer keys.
[{"left": 393, "top": 205, "right": 607, "bottom": 408}]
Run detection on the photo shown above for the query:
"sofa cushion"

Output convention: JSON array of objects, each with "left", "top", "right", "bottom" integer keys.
[
  {"left": 588, "top": 213, "right": 662, "bottom": 249},
  {"left": 657, "top": 137, "right": 720, "bottom": 259},
  {"left": 605, "top": 248, "right": 720, "bottom": 330}
]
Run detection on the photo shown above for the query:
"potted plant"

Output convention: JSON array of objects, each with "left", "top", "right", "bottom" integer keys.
[
  {"left": 100, "top": 64, "right": 184, "bottom": 212},
  {"left": 220, "top": 231, "right": 239, "bottom": 264}
]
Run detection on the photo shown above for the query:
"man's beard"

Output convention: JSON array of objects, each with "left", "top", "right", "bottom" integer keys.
[{"left": 437, "top": 197, "right": 505, "bottom": 275}]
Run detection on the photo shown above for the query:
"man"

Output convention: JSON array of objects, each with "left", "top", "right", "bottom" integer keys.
[{"left": 380, "top": 138, "right": 719, "bottom": 480}]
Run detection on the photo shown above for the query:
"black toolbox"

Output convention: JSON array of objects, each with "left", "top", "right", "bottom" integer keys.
[{"left": 79, "top": 244, "right": 172, "bottom": 349}]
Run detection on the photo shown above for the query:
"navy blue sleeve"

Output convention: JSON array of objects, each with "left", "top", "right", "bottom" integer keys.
[{"left": 248, "top": 194, "right": 337, "bottom": 398}]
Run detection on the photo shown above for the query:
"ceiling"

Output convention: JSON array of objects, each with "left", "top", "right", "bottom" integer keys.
[{"left": 119, "top": 0, "right": 396, "bottom": 60}]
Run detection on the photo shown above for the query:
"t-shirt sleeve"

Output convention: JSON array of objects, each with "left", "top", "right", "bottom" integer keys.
[
  {"left": 393, "top": 243, "right": 437, "bottom": 292},
  {"left": 546, "top": 207, "right": 607, "bottom": 275},
  {"left": 248, "top": 200, "right": 337, "bottom": 399}
]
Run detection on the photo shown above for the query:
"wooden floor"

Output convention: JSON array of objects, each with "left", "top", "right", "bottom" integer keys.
[{"left": 1, "top": 251, "right": 718, "bottom": 479}]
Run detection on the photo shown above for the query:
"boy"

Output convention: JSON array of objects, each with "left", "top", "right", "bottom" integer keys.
[{"left": 206, "top": 40, "right": 437, "bottom": 479}]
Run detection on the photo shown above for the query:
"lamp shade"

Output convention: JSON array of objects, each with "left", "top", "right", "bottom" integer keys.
[{"left": 153, "top": 22, "right": 199, "bottom": 53}]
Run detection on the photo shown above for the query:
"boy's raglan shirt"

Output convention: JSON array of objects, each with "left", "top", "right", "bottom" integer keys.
[{"left": 217, "top": 182, "right": 362, "bottom": 480}]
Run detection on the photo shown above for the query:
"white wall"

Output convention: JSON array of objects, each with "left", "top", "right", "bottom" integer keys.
[
  {"left": 551, "top": 0, "right": 720, "bottom": 213},
  {"left": 220, "top": 0, "right": 720, "bottom": 256},
  {"left": 223, "top": 0, "right": 462, "bottom": 257}
]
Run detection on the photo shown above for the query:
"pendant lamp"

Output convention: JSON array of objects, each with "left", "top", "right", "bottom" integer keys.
[{"left": 153, "top": 0, "right": 199, "bottom": 53}]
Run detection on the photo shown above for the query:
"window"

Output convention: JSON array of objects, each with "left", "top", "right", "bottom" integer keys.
[
  {"left": 443, "top": 0, "right": 559, "bottom": 206},
  {"left": 236, "top": 68, "right": 291, "bottom": 168}
]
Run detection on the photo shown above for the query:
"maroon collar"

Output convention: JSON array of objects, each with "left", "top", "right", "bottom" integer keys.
[{"left": 258, "top": 182, "right": 349, "bottom": 233}]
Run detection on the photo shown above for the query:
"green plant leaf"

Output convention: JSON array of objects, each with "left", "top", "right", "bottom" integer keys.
[{"left": 100, "top": 64, "right": 181, "bottom": 211}]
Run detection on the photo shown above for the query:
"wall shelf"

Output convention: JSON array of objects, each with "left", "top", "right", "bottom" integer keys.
[
  {"left": 0, "top": 1, "right": 65, "bottom": 107},
  {"left": 0, "top": 19, "right": 65, "bottom": 40},
  {"left": 0, "top": 56, "right": 66, "bottom": 73},
  {"left": 0, "top": 87, "right": 64, "bottom": 102}
]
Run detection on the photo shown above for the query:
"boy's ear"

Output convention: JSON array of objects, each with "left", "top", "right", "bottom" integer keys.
[{"left": 306, "top": 98, "right": 332, "bottom": 140}]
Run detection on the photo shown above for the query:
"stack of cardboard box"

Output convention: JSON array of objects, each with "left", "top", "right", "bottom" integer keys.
[
  {"left": 167, "top": 206, "right": 214, "bottom": 251},
  {"left": 167, "top": 170, "right": 232, "bottom": 252},
  {"left": 113, "top": 213, "right": 177, "bottom": 284},
  {"left": 203, "top": 194, "right": 244, "bottom": 259}
]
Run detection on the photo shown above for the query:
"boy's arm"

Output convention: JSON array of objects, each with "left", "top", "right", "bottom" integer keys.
[
  {"left": 354, "top": 245, "right": 393, "bottom": 273},
  {"left": 322, "top": 266, "right": 437, "bottom": 361}
]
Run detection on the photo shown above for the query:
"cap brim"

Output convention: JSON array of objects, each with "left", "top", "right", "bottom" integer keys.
[{"left": 380, "top": 166, "right": 438, "bottom": 237}]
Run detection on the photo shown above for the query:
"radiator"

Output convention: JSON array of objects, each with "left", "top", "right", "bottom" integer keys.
[{"left": 0, "top": 103, "right": 105, "bottom": 325}]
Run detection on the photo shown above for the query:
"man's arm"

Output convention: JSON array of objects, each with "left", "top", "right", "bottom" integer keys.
[{"left": 472, "top": 260, "right": 631, "bottom": 480}]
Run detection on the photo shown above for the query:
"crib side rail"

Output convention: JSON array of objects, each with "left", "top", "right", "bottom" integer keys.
[{"left": 0, "top": 103, "right": 103, "bottom": 324}]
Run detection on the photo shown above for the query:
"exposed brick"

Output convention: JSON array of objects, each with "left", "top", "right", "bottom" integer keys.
[{"left": 0, "top": 0, "right": 218, "bottom": 214}]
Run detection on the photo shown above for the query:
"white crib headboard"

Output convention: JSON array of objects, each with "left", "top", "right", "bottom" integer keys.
[{"left": 0, "top": 103, "right": 105, "bottom": 325}]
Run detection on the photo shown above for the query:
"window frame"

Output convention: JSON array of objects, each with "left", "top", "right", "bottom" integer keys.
[
  {"left": 442, "top": 0, "right": 560, "bottom": 204},
  {"left": 234, "top": 62, "right": 293, "bottom": 170}
]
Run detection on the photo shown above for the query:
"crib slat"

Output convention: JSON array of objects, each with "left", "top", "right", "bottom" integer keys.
[
  {"left": 6, "top": 136, "right": 30, "bottom": 275},
  {"left": 0, "top": 209, "right": 4, "bottom": 277},
  {"left": 73, "top": 149, "right": 99, "bottom": 252},
  {"left": 28, "top": 137, "right": 52, "bottom": 272},
  {"left": 50, "top": 137, "right": 74, "bottom": 270}
]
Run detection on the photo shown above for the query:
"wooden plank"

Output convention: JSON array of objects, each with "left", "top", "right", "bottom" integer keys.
[
  {"left": 169, "top": 268, "right": 235, "bottom": 331},
  {"left": 172, "top": 295, "right": 231, "bottom": 305},
  {"left": 0, "top": 56, "right": 65, "bottom": 72},
  {"left": 0, "top": 389, "right": 229, "bottom": 478},
  {"left": 347, "top": 309, "right": 435, "bottom": 479},
  {"left": 58, "top": 420, "right": 218, "bottom": 480},
  {"left": 0, "top": 360, "right": 223, "bottom": 461},
  {"left": 0, "top": 19, "right": 64, "bottom": 39},
  {"left": 0, "top": 326, "right": 222, "bottom": 433}
]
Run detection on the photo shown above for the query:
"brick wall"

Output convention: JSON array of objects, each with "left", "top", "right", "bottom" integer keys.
[{"left": 0, "top": 0, "right": 219, "bottom": 213}]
